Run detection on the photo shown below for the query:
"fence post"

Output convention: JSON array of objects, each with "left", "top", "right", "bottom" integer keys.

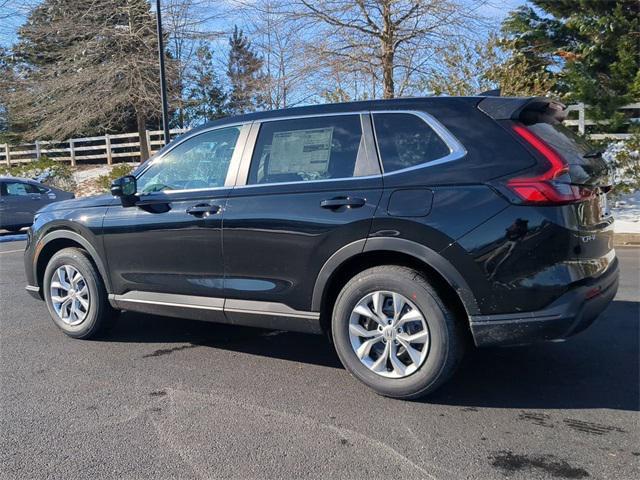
[
  {"left": 3, "top": 143, "right": 10, "bottom": 166},
  {"left": 145, "top": 129, "right": 152, "bottom": 156},
  {"left": 35, "top": 140, "right": 41, "bottom": 160},
  {"left": 578, "top": 102, "right": 585, "bottom": 135},
  {"left": 105, "top": 134, "right": 113, "bottom": 165},
  {"left": 69, "top": 139, "right": 76, "bottom": 166}
]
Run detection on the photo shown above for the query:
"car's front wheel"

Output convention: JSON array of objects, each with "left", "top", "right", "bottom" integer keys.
[
  {"left": 332, "top": 266, "right": 465, "bottom": 399},
  {"left": 43, "top": 247, "right": 115, "bottom": 339}
]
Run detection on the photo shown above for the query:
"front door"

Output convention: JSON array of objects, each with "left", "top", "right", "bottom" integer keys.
[
  {"left": 223, "top": 113, "right": 383, "bottom": 321},
  {"left": 102, "top": 124, "right": 249, "bottom": 312}
]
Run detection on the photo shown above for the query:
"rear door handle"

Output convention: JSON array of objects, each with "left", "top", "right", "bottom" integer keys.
[
  {"left": 186, "top": 203, "right": 221, "bottom": 216},
  {"left": 320, "top": 197, "right": 366, "bottom": 209}
]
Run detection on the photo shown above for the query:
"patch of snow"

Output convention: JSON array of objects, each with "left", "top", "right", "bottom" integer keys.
[
  {"left": 72, "top": 165, "right": 112, "bottom": 183},
  {"left": 612, "top": 190, "right": 640, "bottom": 233}
]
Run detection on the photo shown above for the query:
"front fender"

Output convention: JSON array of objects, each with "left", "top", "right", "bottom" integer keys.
[{"left": 26, "top": 207, "right": 109, "bottom": 293}]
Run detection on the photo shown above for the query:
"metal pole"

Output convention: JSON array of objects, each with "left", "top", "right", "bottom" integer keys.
[{"left": 156, "top": 0, "right": 170, "bottom": 146}]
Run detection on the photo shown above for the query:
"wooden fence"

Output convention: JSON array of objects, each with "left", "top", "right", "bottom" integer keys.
[
  {"left": 1, "top": 102, "right": 638, "bottom": 166},
  {"left": 564, "top": 102, "right": 638, "bottom": 141},
  {"left": 0, "top": 128, "right": 188, "bottom": 166}
]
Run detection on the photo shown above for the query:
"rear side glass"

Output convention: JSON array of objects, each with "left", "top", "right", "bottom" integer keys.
[
  {"left": 373, "top": 113, "right": 450, "bottom": 173},
  {"left": 248, "top": 115, "right": 367, "bottom": 185}
]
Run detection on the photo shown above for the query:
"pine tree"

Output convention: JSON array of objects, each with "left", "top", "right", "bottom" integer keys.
[
  {"left": 10, "top": 0, "right": 175, "bottom": 160},
  {"left": 501, "top": 0, "right": 639, "bottom": 131},
  {"left": 226, "top": 26, "right": 264, "bottom": 115},
  {"left": 185, "top": 43, "right": 227, "bottom": 125}
]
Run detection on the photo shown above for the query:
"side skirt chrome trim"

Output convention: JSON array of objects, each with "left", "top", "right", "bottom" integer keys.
[
  {"left": 108, "top": 291, "right": 321, "bottom": 334},
  {"left": 110, "top": 291, "right": 224, "bottom": 311}
]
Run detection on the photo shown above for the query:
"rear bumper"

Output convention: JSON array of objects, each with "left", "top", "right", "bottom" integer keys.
[{"left": 469, "top": 257, "right": 619, "bottom": 347}]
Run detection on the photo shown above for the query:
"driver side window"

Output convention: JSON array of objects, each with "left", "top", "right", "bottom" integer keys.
[{"left": 137, "top": 126, "right": 241, "bottom": 194}]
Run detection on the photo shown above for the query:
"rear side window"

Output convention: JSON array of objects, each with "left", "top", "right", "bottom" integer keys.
[
  {"left": 3, "top": 182, "right": 37, "bottom": 196},
  {"left": 248, "top": 115, "right": 370, "bottom": 185},
  {"left": 373, "top": 113, "right": 451, "bottom": 173}
]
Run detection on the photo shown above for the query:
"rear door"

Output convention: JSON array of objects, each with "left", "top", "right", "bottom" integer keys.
[
  {"left": 223, "top": 113, "right": 382, "bottom": 317},
  {"left": 26, "top": 182, "right": 52, "bottom": 212}
]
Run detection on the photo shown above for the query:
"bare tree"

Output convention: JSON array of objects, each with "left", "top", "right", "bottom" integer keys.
[
  {"left": 11, "top": 0, "right": 176, "bottom": 160},
  {"left": 162, "top": 0, "right": 229, "bottom": 126},
  {"left": 241, "top": 0, "right": 315, "bottom": 109},
  {"left": 295, "top": 0, "right": 489, "bottom": 99}
]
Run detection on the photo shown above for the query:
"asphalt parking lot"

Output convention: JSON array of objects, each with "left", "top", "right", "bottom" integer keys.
[{"left": 1, "top": 238, "right": 638, "bottom": 480}]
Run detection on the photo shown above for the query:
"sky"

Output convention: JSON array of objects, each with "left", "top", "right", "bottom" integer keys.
[{"left": 0, "top": 0, "right": 528, "bottom": 49}]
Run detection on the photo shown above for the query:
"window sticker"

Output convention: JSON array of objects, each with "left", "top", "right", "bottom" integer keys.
[{"left": 269, "top": 127, "right": 334, "bottom": 175}]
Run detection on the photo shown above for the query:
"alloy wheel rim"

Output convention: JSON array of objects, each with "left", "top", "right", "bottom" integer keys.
[
  {"left": 348, "top": 291, "right": 430, "bottom": 378},
  {"left": 50, "top": 265, "right": 90, "bottom": 326}
]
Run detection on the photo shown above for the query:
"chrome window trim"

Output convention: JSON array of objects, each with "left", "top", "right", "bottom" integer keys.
[
  {"left": 130, "top": 109, "right": 466, "bottom": 195},
  {"left": 257, "top": 110, "right": 369, "bottom": 123},
  {"left": 233, "top": 112, "right": 376, "bottom": 189},
  {"left": 371, "top": 110, "right": 467, "bottom": 176},
  {"left": 133, "top": 122, "right": 252, "bottom": 197}
]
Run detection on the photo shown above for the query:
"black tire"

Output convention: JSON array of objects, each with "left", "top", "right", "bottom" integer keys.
[
  {"left": 43, "top": 247, "right": 115, "bottom": 339},
  {"left": 331, "top": 265, "right": 465, "bottom": 400}
]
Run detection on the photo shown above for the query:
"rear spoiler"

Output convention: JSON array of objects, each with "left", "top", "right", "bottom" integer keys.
[{"left": 478, "top": 97, "right": 566, "bottom": 124}]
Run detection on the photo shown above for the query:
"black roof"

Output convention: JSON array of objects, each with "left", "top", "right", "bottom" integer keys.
[{"left": 189, "top": 96, "right": 490, "bottom": 134}]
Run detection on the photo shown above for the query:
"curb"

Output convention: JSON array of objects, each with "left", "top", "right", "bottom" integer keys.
[{"left": 614, "top": 233, "right": 640, "bottom": 247}]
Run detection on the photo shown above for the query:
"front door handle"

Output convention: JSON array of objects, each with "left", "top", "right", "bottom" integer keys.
[
  {"left": 320, "top": 197, "right": 366, "bottom": 209},
  {"left": 187, "top": 203, "right": 221, "bottom": 216}
]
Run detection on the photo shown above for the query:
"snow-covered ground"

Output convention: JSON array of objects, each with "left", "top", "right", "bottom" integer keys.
[
  {"left": 73, "top": 163, "right": 137, "bottom": 197},
  {"left": 612, "top": 190, "right": 640, "bottom": 234},
  {"left": 72, "top": 165, "right": 112, "bottom": 183}
]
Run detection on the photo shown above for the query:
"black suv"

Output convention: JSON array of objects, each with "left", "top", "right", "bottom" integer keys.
[{"left": 24, "top": 97, "right": 618, "bottom": 399}]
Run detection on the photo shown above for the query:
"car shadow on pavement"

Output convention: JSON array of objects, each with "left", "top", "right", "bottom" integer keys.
[
  {"left": 107, "top": 310, "right": 343, "bottom": 369},
  {"left": 106, "top": 300, "right": 638, "bottom": 412},
  {"left": 429, "top": 300, "right": 639, "bottom": 412}
]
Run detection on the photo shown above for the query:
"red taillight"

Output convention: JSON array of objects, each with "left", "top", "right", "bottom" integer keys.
[{"left": 505, "top": 125, "right": 593, "bottom": 205}]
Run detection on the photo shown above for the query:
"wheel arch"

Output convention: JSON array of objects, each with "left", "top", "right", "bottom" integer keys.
[
  {"left": 312, "top": 237, "right": 479, "bottom": 335},
  {"left": 34, "top": 230, "right": 111, "bottom": 297}
]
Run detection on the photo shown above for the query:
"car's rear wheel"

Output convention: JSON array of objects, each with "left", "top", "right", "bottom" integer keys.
[
  {"left": 43, "top": 247, "right": 115, "bottom": 339},
  {"left": 332, "top": 265, "right": 465, "bottom": 399}
]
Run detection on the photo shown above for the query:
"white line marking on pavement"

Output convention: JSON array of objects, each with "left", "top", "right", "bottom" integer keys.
[{"left": 0, "top": 249, "right": 24, "bottom": 254}]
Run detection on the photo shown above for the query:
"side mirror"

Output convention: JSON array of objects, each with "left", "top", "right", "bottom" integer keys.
[{"left": 110, "top": 175, "right": 137, "bottom": 205}]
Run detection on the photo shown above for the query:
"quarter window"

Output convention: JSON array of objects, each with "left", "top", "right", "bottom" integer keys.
[
  {"left": 136, "top": 126, "right": 241, "bottom": 194},
  {"left": 373, "top": 113, "right": 451, "bottom": 173},
  {"left": 248, "top": 115, "right": 369, "bottom": 185}
]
